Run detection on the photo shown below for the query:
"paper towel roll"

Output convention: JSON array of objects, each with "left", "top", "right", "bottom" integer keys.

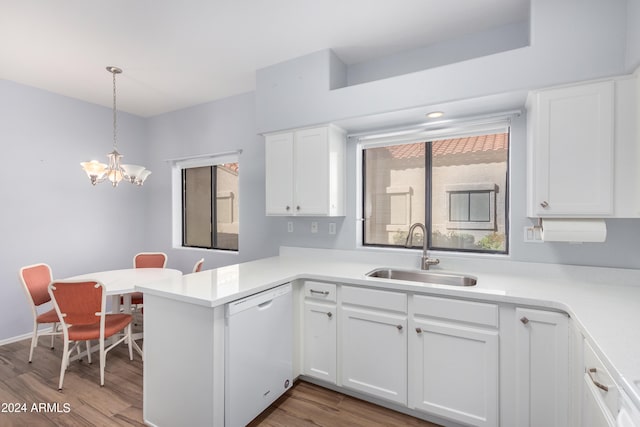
[{"left": 540, "top": 218, "right": 607, "bottom": 242}]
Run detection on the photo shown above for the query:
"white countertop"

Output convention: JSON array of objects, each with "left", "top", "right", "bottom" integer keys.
[{"left": 136, "top": 247, "right": 640, "bottom": 411}]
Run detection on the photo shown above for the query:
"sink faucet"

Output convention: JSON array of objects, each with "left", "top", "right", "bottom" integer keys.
[{"left": 405, "top": 223, "right": 440, "bottom": 270}]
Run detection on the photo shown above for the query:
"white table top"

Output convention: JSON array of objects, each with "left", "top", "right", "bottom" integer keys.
[
  {"left": 135, "top": 248, "right": 640, "bottom": 411},
  {"left": 67, "top": 268, "right": 183, "bottom": 295}
]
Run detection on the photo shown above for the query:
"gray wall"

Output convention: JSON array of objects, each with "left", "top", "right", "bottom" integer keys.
[
  {"left": 0, "top": 80, "right": 149, "bottom": 341},
  {"left": 144, "top": 92, "right": 279, "bottom": 272},
  {"left": 255, "top": 0, "right": 629, "bottom": 133},
  {"left": 3, "top": 0, "right": 640, "bottom": 343},
  {"left": 627, "top": 0, "right": 640, "bottom": 70}
]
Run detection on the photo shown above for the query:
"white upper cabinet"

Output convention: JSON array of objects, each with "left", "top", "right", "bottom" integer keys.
[
  {"left": 265, "top": 132, "right": 294, "bottom": 215},
  {"left": 527, "top": 80, "right": 614, "bottom": 217},
  {"left": 265, "top": 125, "right": 346, "bottom": 216},
  {"left": 527, "top": 74, "right": 640, "bottom": 218}
]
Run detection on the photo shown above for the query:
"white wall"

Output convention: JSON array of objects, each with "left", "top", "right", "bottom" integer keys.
[
  {"left": 0, "top": 80, "right": 149, "bottom": 342},
  {"left": 255, "top": 0, "right": 628, "bottom": 133},
  {"left": 347, "top": 21, "right": 530, "bottom": 86}
]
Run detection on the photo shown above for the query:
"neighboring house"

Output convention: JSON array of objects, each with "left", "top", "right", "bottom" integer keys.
[{"left": 366, "top": 133, "right": 508, "bottom": 250}]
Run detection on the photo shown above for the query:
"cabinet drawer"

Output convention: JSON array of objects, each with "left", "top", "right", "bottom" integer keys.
[
  {"left": 584, "top": 340, "right": 619, "bottom": 418},
  {"left": 342, "top": 286, "right": 407, "bottom": 313},
  {"left": 303, "top": 281, "right": 337, "bottom": 302},
  {"left": 412, "top": 294, "right": 498, "bottom": 328}
]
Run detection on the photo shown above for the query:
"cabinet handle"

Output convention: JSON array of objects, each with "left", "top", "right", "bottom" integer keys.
[
  {"left": 285, "top": 205, "right": 290, "bottom": 211},
  {"left": 309, "top": 289, "right": 329, "bottom": 296},
  {"left": 416, "top": 327, "right": 423, "bottom": 334},
  {"left": 587, "top": 368, "right": 609, "bottom": 392},
  {"left": 396, "top": 324, "right": 403, "bottom": 331},
  {"left": 540, "top": 201, "right": 549, "bottom": 208},
  {"left": 520, "top": 316, "right": 529, "bottom": 325},
  {"left": 296, "top": 206, "right": 301, "bottom": 211},
  {"left": 327, "top": 312, "right": 333, "bottom": 319}
]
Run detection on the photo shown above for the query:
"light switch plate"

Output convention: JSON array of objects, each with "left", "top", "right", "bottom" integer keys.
[
  {"left": 524, "top": 226, "right": 542, "bottom": 242},
  {"left": 287, "top": 221, "right": 293, "bottom": 233},
  {"left": 329, "top": 223, "right": 336, "bottom": 235},
  {"left": 311, "top": 222, "right": 318, "bottom": 233}
]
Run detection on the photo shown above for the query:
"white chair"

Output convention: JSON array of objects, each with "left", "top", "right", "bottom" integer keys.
[{"left": 48, "top": 279, "right": 138, "bottom": 390}]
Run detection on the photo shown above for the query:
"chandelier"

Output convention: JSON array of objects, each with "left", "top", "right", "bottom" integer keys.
[{"left": 80, "top": 66, "right": 151, "bottom": 187}]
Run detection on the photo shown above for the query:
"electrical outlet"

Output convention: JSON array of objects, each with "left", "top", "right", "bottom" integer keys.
[
  {"left": 311, "top": 222, "right": 318, "bottom": 233},
  {"left": 287, "top": 221, "right": 293, "bottom": 233},
  {"left": 328, "top": 223, "right": 336, "bottom": 235}
]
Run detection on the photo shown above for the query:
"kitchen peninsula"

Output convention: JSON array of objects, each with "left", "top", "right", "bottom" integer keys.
[{"left": 138, "top": 247, "right": 640, "bottom": 427}]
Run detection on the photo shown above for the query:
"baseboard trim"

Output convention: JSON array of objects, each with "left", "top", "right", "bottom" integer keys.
[{"left": 0, "top": 332, "right": 32, "bottom": 347}]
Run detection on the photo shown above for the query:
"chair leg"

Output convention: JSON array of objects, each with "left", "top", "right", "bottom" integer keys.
[
  {"left": 28, "top": 321, "right": 38, "bottom": 363},
  {"left": 58, "top": 336, "right": 69, "bottom": 391},
  {"left": 50, "top": 323, "right": 57, "bottom": 349},
  {"left": 86, "top": 340, "right": 92, "bottom": 364},
  {"left": 99, "top": 337, "right": 105, "bottom": 387},
  {"left": 127, "top": 324, "right": 133, "bottom": 361}
]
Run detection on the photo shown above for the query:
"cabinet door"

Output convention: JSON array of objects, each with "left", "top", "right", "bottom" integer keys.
[
  {"left": 409, "top": 319, "right": 498, "bottom": 427},
  {"left": 265, "top": 132, "right": 294, "bottom": 215},
  {"left": 581, "top": 375, "right": 616, "bottom": 427},
  {"left": 340, "top": 305, "right": 407, "bottom": 405},
  {"left": 515, "top": 308, "right": 569, "bottom": 427},
  {"left": 294, "top": 127, "right": 329, "bottom": 215},
  {"left": 529, "top": 81, "right": 614, "bottom": 216},
  {"left": 303, "top": 301, "right": 336, "bottom": 383}
]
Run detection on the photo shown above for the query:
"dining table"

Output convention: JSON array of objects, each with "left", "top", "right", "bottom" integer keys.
[{"left": 64, "top": 267, "right": 183, "bottom": 359}]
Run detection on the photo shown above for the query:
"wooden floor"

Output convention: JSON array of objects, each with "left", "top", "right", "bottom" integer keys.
[{"left": 0, "top": 332, "right": 440, "bottom": 427}]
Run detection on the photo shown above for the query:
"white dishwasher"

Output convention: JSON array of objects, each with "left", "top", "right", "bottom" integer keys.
[{"left": 225, "top": 283, "right": 293, "bottom": 427}]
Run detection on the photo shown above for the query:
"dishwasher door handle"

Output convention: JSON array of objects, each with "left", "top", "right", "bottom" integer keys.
[{"left": 258, "top": 299, "right": 274, "bottom": 310}]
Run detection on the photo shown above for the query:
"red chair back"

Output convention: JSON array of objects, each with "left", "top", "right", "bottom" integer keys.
[
  {"left": 19, "top": 263, "right": 53, "bottom": 306},
  {"left": 133, "top": 252, "right": 167, "bottom": 269},
  {"left": 193, "top": 258, "right": 204, "bottom": 273},
  {"left": 49, "top": 281, "right": 103, "bottom": 326}
]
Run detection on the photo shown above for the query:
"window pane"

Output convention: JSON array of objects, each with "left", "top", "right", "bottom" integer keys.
[
  {"left": 363, "top": 143, "right": 425, "bottom": 246},
  {"left": 362, "top": 131, "right": 508, "bottom": 253},
  {"left": 184, "top": 166, "right": 212, "bottom": 247},
  {"left": 469, "top": 192, "right": 490, "bottom": 222},
  {"left": 216, "top": 163, "right": 239, "bottom": 250},
  {"left": 431, "top": 133, "right": 508, "bottom": 252},
  {"left": 449, "top": 193, "right": 469, "bottom": 221}
]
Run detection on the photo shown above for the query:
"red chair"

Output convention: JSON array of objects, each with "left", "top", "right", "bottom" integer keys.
[
  {"left": 48, "top": 280, "right": 135, "bottom": 390},
  {"left": 18, "top": 263, "right": 62, "bottom": 362},
  {"left": 192, "top": 258, "right": 204, "bottom": 273},
  {"left": 126, "top": 252, "right": 168, "bottom": 306}
]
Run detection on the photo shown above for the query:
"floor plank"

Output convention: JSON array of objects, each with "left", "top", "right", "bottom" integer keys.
[{"left": 0, "top": 333, "right": 440, "bottom": 426}]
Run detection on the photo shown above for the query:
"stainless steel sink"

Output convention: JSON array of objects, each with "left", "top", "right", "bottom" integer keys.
[{"left": 366, "top": 268, "right": 477, "bottom": 286}]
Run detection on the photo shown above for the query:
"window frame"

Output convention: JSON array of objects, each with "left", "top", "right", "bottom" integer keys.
[
  {"left": 170, "top": 151, "right": 240, "bottom": 253},
  {"left": 358, "top": 123, "right": 510, "bottom": 255}
]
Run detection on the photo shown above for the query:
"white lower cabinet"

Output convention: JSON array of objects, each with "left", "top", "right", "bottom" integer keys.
[
  {"left": 340, "top": 286, "right": 407, "bottom": 405},
  {"left": 302, "top": 282, "right": 337, "bottom": 383},
  {"left": 409, "top": 295, "right": 499, "bottom": 427},
  {"left": 581, "top": 340, "right": 619, "bottom": 427},
  {"left": 515, "top": 307, "right": 569, "bottom": 427}
]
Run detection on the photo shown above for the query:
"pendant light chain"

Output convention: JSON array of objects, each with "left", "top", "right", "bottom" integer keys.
[{"left": 112, "top": 69, "right": 118, "bottom": 150}]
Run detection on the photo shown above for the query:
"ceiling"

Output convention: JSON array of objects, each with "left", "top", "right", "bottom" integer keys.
[{"left": 0, "top": 0, "right": 529, "bottom": 117}]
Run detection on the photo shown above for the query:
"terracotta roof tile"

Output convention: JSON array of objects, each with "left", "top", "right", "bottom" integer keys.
[{"left": 385, "top": 133, "right": 507, "bottom": 159}]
